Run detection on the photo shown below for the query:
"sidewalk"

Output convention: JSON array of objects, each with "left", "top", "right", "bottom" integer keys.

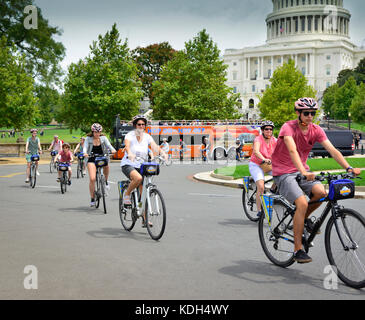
[{"left": 194, "top": 171, "right": 365, "bottom": 200}]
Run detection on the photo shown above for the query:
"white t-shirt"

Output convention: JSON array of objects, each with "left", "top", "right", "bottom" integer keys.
[{"left": 121, "top": 131, "right": 154, "bottom": 168}]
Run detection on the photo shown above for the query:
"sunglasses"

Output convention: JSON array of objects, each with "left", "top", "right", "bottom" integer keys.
[
  {"left": 136, "top": 123, "right": 146, "bottom": 127},
  {"left": 264, "top": 128, "right": 273, "bottom": 131},
  {"left": 302, "top": 111, "right": 317, "bottom": 117}
]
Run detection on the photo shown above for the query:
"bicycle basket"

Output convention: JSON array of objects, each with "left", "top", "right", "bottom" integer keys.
[
  {"left": 328, "top": 179, "right": 355, "bottom": 201},
  {"left": 140, "top": 163, "right": 160, "bottom": 176},
  {"left": 260, "top": 195, "right": 274, "bottom": 221},
  {"left": 95, "top": 156, "right": 108, "bottom": 167},
  {"left": 78, "top": 153, "right": 84, "bottom": 160},
  {"left": 51, "top": 151, "right": 57, "bottom": 156},
  {"left": 58, "top": 163, "right": 69, "bottom": 171},
  {"left": 31, "top": 155, "right": 40, "bottom": 161}
]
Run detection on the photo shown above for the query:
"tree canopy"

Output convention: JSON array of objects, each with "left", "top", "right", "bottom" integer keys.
[
  {"left": 258, "top": 59, "right": 316, "bottom": 127},
  {"left": 152, "top": 29, "right": 240, "bottom": 120},
  {"left": 0, "top": 0, "right": 66, "bottom": 85},
  {"left": 61, "top": 24, "right": 142, "bottom": 134},
  {"left": 0, "top": 37, "right": 38, "bottom": 129}
]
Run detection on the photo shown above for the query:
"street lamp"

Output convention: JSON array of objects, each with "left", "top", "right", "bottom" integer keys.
[
  {"left": 327, "top": 112, "right": 330, "bottom": 130},
  {"left": 348, "top": 112, "right": 352, "bottom": 131}
]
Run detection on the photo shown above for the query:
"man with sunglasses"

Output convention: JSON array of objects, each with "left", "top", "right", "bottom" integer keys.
[{"left": 271, "top": 97, "right": 361, "bottom": 264}]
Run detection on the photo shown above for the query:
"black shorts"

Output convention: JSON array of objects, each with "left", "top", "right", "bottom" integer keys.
[{"left": 121, "top": 165, "right": 140, "bottom": 179}]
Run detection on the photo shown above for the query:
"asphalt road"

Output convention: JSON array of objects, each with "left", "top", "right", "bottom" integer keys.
[{"left": 0, "top": 161, "right": 364, "bottom": 299}]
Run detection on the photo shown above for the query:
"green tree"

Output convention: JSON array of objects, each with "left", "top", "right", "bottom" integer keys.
[
  {"left": 337, "top": 69, "right": 354, "bottom": 87},
  {"left": 62, "top": 24, "right": 142, "bottom": 134},
  {"left": 152, "top": 29, "right": 240, "bottom": 120},
  {"left": 132, "top": 42, "right": 177, "bottom": 105},
  {"left": 333, "top": 76, "right": 358, "bottom": 120},
  {"left": 0, "top": 0, "right": 66, "bottom": 85},
  {"left": 349, "top": 82, "right": 365, "bottom": 123},
  {"left": 34, "top": 85, "right": 62, "bottom": 125},
  {"left": 0, "top": 37, "right": 38, "bottom": 129},
  {"left": 322, "top": 83, "right": 339, "bottom": 117},
  {"left": 258, "top": 59, "right": 316, "bottom": 127}
]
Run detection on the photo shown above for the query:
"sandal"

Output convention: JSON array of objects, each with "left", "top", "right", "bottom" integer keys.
[{"left": 123, "top": 195, "right": 132, "bottom": 207}]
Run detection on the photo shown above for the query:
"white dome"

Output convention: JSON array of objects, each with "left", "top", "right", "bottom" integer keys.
[{"left": 266, "top": 0, "right": 351, "bottom": 44}]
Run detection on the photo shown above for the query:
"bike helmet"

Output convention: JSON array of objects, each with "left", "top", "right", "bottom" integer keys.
[
  {"left": 30, "top": 128, "right": 38, "bottom": 133},
  {"left": 91, "top": 123, "right": 103, "bottom": 132},
  {"left": 295, "top": 98, "right": 318, "bottom": 111},
  {"left": 132, "top": 115, "right": 148, "bottom": 127},
  {"left": 261, "top": 120, "right": 275, "bottom": 130},
  {"left": 62, "top": 142, "right": 70, "bottom": 149}
]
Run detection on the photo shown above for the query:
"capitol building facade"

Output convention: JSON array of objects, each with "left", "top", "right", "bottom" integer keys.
[{"left": 224, "top": 0, "right": 365, "bottom": 120}]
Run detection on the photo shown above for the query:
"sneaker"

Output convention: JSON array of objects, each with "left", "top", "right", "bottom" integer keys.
[
  {"left": 294, "top": 250, "right": 312, "bottom": 264},
  {"left": 36, "top": 171, "right": 40, "bottom": 176},
  {"left": 68, "top": 179, "right": 71, "bottom": 186},
  {"left": 90, "top": 199, "right": 96, "bottom": 207},
  {"left": 305, "top": 218, "right": 321, "bottom": 234},
  {"left": 25, "top": 178, "right": 29, "bottom": 183}
]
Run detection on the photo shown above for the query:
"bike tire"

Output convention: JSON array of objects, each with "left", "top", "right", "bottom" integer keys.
[
  {"left": 77, "top": 162, "right": 80, "bottom": 179},
  {"left": 325, "top": 208, "right": 365, "bottom": 289},
  {"left": 95, "top": 173, "right": 100, "bottom": 209},
  {"left": 101, "top": 175, "right": 107, "bottom": 214},
  {"left": 80, "top": 160, "right": 85, "bottom": 178},
  {"left": 60, "top": 172, "right": 67, "bottom": 194},
  {"left": 258, "top": 201, "right": 295, "bottom": 268},
  {"left": 50, "top": 159, "right": 54, "bottom": 173},
  {"left": 145, "top": 188, "right": 166, "bottom": 241},
  {"left": 242, "top": 178, "right": 259, "bottom": 222},
  {"left": 119, "top": 185, "right": 136, "bottom": 231},
  {"left": 30, "top": 164, "right": 36, "bottom": 189}
]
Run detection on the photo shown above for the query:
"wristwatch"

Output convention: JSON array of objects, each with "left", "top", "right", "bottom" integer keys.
[
  {"left": 261, "top": 160, "right": 266, "bottom": 165},
  {"left": 346, "top": 167, "right": 353, "bottom": 173}
]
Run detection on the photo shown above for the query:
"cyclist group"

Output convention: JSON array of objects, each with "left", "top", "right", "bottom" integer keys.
[{"left": 24, "top": 98, "right": 361, "bottom": 264}]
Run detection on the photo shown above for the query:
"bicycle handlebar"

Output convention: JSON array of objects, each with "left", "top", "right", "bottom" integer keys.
[{"left": 296, "top": 172, "right": 360, "bottom": 183}]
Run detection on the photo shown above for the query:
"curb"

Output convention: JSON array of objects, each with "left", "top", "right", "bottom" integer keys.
[{"left": 193, "top": 171, "right": 365, "bottom": 200}]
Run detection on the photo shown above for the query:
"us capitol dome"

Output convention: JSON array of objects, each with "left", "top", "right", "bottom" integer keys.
[{"left": 224, "top": 0, "right": 365, "bottom": 120}]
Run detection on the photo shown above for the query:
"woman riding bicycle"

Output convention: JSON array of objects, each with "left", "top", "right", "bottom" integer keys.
[
  {"left": 121, "top": 115, "right": 168, "bottom": 218},
  {"left": 84, "top": 123, "right": 116, "bottom": 207},
  {"left": 25, "top": 128, "right": 43, "bottom": 183},
  {"left": 249, "top": 120, "right": 277, "bottom": 218}
]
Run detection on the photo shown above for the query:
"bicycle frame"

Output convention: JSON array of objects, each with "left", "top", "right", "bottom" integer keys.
[{"left": 131, "top": 175, "right": 157, "bottom": 218}]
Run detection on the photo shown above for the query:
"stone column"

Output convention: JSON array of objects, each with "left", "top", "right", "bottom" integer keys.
[{"left": 271, "top": 56, "right": 274, "bottom": 78}]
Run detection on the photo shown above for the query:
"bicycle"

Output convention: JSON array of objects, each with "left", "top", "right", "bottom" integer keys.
[
  {"left": 118, "top": 159, "right": 166, "bottom": 241},
  {"left": 258, "top": 172, "right": 365, "bottom": 289},
  {"left": 58, "top": 162, "right": 70, "bottom": 194},
  {"left": 49, "top": 150, "right": 58, "bottom": 173},
  {"left": 28, "top": 154, "right": 40, "bottom": 189},
  {"left": 76, "top": 152, "right": 85, "bottom": 178},
  {"left": 242, "top": 176, "right": 276, "bottom": 222},
  {"left": 92, "top": 153, "right": 108, "bottom": 214},
  {"left": 155, "top": 154, "right": 172, "bottom": 167}
]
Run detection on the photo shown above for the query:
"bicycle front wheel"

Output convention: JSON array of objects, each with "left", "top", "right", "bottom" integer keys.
[
  {"left": 50, "top": 159, "right": 55, "bottom": 173},
  {"left": 146, "top": 188, "right": 166, "bottom": 241},
  {"left": 258, "top": 201, "right": 295, "bottom": 268},
  {"left": 242, "top": 179, "right": 259, "bottom": 222},
  {"left": 325, "top": 208, "right": 365, "bottom": 289},
  {"left": 30, "top": 164, "right": 36, "bottom": 188},
  {"left": 100, "top": 175, "right": 107, "bottom": 214}
]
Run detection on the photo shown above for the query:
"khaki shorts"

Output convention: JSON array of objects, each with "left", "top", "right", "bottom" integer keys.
[{"left": 273, "top": 172, "right": 322, "bottom": 204}]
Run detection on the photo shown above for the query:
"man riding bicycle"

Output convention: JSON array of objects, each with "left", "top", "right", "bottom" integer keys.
[
  {"left": 121, "top": 115, "right": 168, "bottom": 225},
  {"left": 271, "top": 97, "right": 361, "bottom": 264}
]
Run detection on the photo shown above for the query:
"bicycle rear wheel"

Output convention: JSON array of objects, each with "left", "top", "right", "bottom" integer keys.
[
  {"left": 100, "top": 175, "right": 107, "bottom": 214},
  {"left": 119, "top": 185, "right": 136, "bottom": 231},
  {"left": 146, "top": 188, "right": 166, "bottom": 241},
  {"left": 30, "top": 164, "right": 36, "bottom": 188},
  {"left": 60, "top": 172, "right": 67, "bottom": 194},
  {"left": 77, "top": 162, "right": 80, "bottom": 179},
  {"left": 242, "top": 178, "right": 259, "bottom": 222},
  {"left": 258, "top": 201, "right": 295, "bottom": 268},
  {"left": 325, "top": 208, "right": 365, "bottom": 289}
]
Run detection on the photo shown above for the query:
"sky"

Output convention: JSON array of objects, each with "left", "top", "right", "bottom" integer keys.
[{"left": 33, "top": 0, "right": 365, "bottom": 71}]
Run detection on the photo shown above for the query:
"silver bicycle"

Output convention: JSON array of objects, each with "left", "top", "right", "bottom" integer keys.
[{"left": 118, "top": 159, "right": 166, "bottom": 241}]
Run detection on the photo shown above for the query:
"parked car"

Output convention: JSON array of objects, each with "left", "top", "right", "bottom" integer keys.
[{"left": 311, "top": 130, "right": 355, "bottom": 158}]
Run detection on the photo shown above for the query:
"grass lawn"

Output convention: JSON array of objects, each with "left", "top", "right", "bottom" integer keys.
[
  {"left": 337, "top": 123, "right": 365, "bottom": 132},
  {"left": 214, "top": 157, "right": 365, "bottom": 186},
  {"left": 0, "top": 127, "right": 110, "bottom": 144}
]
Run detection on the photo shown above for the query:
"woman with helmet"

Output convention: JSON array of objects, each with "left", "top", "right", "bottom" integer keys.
[
  {"left": 249, "top": 120, "right": 277, "bottom": 217},
  {"left": 121, "top": 115, "right": 168, "bottom": 224},
  {"left": 271, "top": 97, "right": 361, "bottom": 264},
  {"left": 84, "top": 123, "right": 116, "bottom": 207}
]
